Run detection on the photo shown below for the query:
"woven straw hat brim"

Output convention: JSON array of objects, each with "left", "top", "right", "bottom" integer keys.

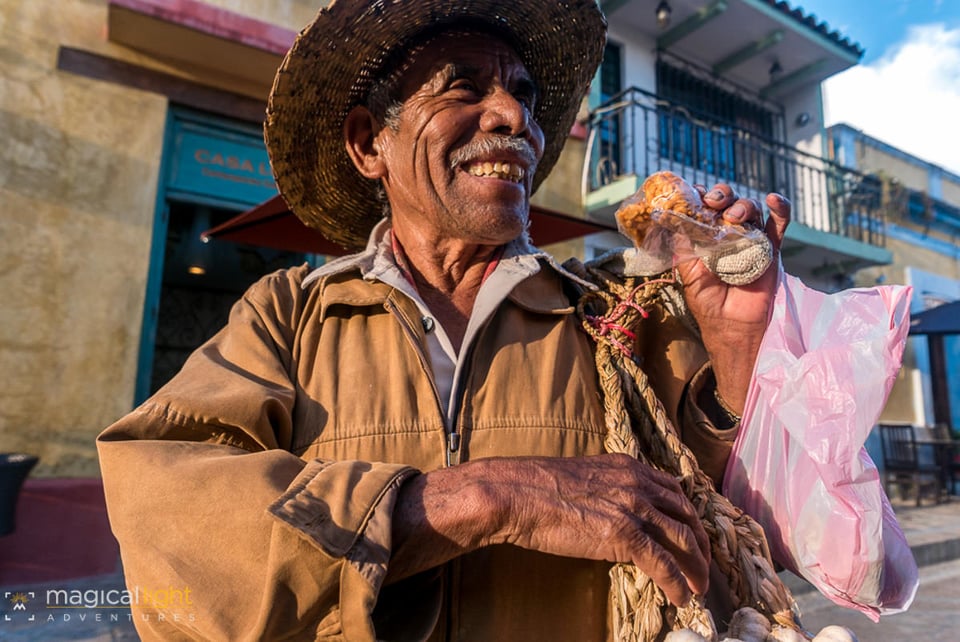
[{"left": 264, "top": 0, "right": 607, "bottom": 251}]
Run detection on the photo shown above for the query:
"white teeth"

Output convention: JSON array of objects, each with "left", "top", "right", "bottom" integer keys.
[{"left": 466, "top": 161, "right": 524, "bottom": 182}]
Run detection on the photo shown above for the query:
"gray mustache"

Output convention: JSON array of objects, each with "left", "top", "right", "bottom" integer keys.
[{"left": 450, "top": 137, "right": 537, "bottom": 172}]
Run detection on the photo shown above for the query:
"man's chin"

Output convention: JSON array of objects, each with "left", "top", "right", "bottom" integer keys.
[{"left": 470, "top": 212, "right": 528, "bottom": 245}]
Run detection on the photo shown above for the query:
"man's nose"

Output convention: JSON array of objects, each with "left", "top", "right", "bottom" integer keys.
[{"left": 479, "top": 87, "right": 531, "bottom": 138}]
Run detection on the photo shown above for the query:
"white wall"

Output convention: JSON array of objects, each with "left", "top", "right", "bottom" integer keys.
[{"left": 607, "top": 25, "right": 658, "bottom": 94}]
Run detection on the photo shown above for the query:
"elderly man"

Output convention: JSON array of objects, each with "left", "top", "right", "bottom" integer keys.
[{"left": 98, "top": 1, "right": 790, "bottom": 640}]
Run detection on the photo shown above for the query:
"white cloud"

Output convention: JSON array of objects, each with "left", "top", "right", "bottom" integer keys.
[{"left": 823, "top": 23, "right": 960, "bottom": 176}]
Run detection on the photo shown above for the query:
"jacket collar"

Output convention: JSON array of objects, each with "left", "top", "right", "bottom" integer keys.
[{"left": 303, "top": 219, "right": 596, "bottom": 317}]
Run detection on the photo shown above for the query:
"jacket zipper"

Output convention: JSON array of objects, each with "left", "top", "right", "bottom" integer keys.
[
  {"left": 383, "top": 297, "right": 450, "bottom": 464},
  {"left": 446, "top": 315, "right": 492, "bottom": 467}
]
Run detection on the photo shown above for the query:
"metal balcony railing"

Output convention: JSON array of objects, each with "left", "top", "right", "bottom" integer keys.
[{"left": 584, "top": 87, "right": 886, "bottom": 248}]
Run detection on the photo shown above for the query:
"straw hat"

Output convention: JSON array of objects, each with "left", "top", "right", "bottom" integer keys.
[{"left": 264, "top": 0, "right": 607, "bottom": 250}]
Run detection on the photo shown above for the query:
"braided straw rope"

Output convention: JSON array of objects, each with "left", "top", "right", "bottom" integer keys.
[{"left": 568, "top": 259, "right": 802, "bottom": 642}]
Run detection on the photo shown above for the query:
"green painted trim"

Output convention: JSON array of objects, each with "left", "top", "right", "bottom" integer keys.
[
  {"left": 164, "top": 190, "right": 255, "bottom": 212},
  {"left": 134, "top": 109, "right": 177, "bottom": 407},
  {"left": 133, "top": 107, "right": 271, "bottom": 406},
  {"left": 584, "top": 176, "right": 642, "bottom": 221},
  {"left": 657, "top": 0, "right": 728, "bottom": 50},
  {"left": 785, "top": 223, "right": 893, "bottom": 266},
  {"left": 712, "top": 29, "right": 784, "bottom": 75},
  {"left": 739, "top": 0, "right": 861, "bottom": 64},
  {"left": 760, "top": 58, "right": 829, "bottom": 98}
]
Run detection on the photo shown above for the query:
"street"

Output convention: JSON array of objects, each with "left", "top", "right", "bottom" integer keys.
[{"left": 796, "top": 558, "right": 960, "bottom": 641}]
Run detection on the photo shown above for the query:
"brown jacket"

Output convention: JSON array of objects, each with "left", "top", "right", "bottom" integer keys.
[{"left": 98, "top": 255, "right": 734, "bottom": 641}]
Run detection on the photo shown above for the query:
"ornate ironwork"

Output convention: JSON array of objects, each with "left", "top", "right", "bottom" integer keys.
[{"left": 585, "top": 86, "right": 886, "bottom": 248}]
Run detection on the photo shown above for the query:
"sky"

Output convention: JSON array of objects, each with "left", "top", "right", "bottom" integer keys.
[{"left": 796, "top": 0, "right": 960, "bottom": 175}]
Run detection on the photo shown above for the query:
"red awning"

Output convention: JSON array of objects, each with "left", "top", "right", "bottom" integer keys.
[{"left": 202, "top": 194, "right": 618, "bottom": 256}]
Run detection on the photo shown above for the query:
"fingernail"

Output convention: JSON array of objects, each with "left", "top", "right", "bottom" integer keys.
[{"left": 707, "top": 190, "right": 724, "bottom": 201}]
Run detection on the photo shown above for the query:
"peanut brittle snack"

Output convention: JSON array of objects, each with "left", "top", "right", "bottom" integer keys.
[{"left": 615, "top": 171, "right": 774, "bottom": 285}]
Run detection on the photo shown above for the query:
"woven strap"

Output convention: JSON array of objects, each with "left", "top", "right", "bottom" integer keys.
[{"left": 568, "top": 259, "right": 800, "bottom": 642}]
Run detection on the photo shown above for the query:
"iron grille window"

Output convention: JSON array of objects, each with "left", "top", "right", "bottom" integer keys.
[
  {"left": 656, "top": 60, "right": 777, "bottom": 137},
  {"left": 597, "top": 42, "right": 623, "bottom": 183},
  {"left": 655, "top": 59, "right": 782, "bottom": 185}
]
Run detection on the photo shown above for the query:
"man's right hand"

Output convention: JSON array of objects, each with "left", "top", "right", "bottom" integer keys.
[{"left": 389, "top": 453, "right": 710, "bottom": 606}]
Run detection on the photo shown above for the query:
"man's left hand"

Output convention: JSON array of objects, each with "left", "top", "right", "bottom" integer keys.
[{"left": 675, "top": 186, "right": 791, "bottom": 415}]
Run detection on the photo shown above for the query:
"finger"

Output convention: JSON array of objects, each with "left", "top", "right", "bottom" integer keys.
[
  {"left": 721, "top": 198, "right": 763, "bottom": 226},
  {"left": 639, "top": 510, "right": 711, "bottom": 595},
  {"left": 701, "top": 183, "right": 737, "bottom": 210},
  {"left": 621, "top": 469, "right": 711, "bottom": 566},
  {"left": 764, "top": 193, "right": 791, "bottom": 252},
  {"left": 626, "top": 531, "right": 695, "bottom": 606},
  {"left": 601, "top": 453, "right": 686, "bottom": 495},
  {"left": 642, "top": 490, "right": 711, "bottom": 567}
]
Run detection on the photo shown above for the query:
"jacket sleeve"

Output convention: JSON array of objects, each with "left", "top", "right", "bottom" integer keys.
[
  {"left": 677, "top": 363, "right": 740, "bottom": 486},
  {"left": 632, "top": 289, "right": 739, "bottom": 487},
  {"left": 97, "top": 266, "right": 417, "bottom": 641}
]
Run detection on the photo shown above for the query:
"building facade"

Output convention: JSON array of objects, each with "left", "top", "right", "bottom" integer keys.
[
  {"left": 828, "top": 123, "right": 960, "bottom": 433},
  {"left": 1, "top": 0, "right": 337, "bottom": 478},
  {"left": 4, "top": 0, "right": 911, "bottom": 598},
  {"left": 1, "top": 1, "right": 882, "bottom": 475},
  {"left": 578, "top": 0, "right": 891, "bottom": 292}
]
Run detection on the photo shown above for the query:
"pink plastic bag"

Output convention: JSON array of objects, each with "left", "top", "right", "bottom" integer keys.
[{"left": 723, "top": 267, "right": 918, "bottom": 621}]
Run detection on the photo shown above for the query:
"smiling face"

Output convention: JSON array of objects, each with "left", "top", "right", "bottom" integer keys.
[{"left": 363, "top": 32, "right": 546, "bottom": 246}]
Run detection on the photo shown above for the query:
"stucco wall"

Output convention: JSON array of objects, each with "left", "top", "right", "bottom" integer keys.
[
  {"left": 532, "top": 137, "right": 587, "bottom": 219},
  {"left": 940, "top": 175, "right": 960, "bottom": 205},
  {"left": 1, "top": 0, "right": 172, "bottom": 475},
  {"left": 857, "top": 143, "right": 930, "bottom": 193},
  {"left": 197, "top": 0, "right": 319, "bottom": 30},
  {"left": 0, "top": 0, "right": 333, "bottom": 476},
  {"left": 0, "top": 0, "right": 604, "bottom": 476}
]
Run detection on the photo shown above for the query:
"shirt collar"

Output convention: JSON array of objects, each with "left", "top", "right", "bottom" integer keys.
[{"left": 301, "top": 218, "right": 596, "bottom": 291}]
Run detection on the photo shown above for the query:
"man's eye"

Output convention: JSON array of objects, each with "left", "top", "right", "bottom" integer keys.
[
  {"left": 515, "top": 94, "right": 535, "bottom": 110},
  {"left": 450, "top": 79, "right": 479, "bottom": 93}
]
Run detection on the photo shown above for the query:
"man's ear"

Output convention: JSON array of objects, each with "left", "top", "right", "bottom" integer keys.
[{"left": 344, "top": 105, "right": 386, "bottom": 180}]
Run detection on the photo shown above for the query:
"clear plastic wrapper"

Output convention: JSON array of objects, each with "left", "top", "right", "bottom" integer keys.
[{"left": 615, "top": 171, "right": 772, "bottom": 284}]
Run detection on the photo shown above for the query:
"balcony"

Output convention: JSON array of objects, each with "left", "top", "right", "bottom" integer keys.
[{"left": 583, "top": 87, "right": 892, "bottom": 275}]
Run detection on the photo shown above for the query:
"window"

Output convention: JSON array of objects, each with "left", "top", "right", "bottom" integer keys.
[
  {"left": 655, "top": 58, "right": 783, "bottom": 186},
  {"left": 594, "top": 42, "right": 623, "bottom": 185}
]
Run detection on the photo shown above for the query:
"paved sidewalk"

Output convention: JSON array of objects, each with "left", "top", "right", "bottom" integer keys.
[
  {"left": 797, "top": 558, "right": 960, "bottom": 641},
  {"left": 3, "top": 498, "right": 957, "bottom": 640},
  {"left": 887, "top": 496, "right": 960, "bottom": 566},
  {"left": 781, "top": 496, "right": 960, "bottom": 598}
]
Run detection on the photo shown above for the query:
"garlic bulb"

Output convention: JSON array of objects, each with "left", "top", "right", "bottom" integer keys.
[
  {"left": 664, "top": 630, "right": 708, "bottom": 642},
  {"left": 812, "top": 625, "right": 858, "bottom": 642},
  {"left": 766, "top": 625, "right": 807, "bottom": 642},
  {"left": 725, "top": 607, "right": 771, "bottom": 642}
]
